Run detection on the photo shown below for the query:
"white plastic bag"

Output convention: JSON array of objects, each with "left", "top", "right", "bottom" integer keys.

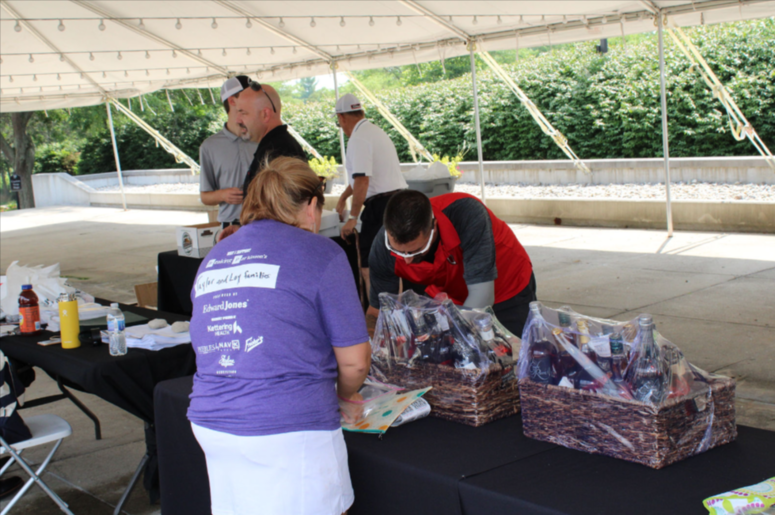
[{"left": 1, "top": 262, "right": 76, "bottom": 316}]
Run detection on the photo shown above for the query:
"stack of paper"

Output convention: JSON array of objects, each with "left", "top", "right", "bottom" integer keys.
[{"left": 102, "top": 323, "right": 191, "bottom": 351}]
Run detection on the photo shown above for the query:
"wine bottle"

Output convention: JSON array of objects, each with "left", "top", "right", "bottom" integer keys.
[
  {"left": 526, "top": 303, "right": 560, "bottom": 385},
  {"left": 610, "top": 333, "right": 627, "bottom": 383},
  {"left": 626, "top": 315, "right": 667, "bottom": 404}
]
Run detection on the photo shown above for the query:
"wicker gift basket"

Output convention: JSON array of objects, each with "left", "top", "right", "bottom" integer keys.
[
  {"left": 371, "top": 291, "right": 521, "bottom": 427},
  {"left": 518, "top": 302, "right": 736, "bottom": 469}
]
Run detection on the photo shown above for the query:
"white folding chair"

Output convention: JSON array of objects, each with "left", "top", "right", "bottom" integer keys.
[{"left": 0, "top": 414, "right": 73, "bottom": 515}]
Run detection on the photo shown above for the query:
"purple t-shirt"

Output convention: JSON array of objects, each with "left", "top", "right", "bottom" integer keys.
[{"left": 187, "top": 219, "right": 368, "bottom": 436}]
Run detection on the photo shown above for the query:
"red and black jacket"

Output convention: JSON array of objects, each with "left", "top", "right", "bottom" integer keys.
[{"left": 369, "top": 193, "right": 533, "bottom": 307}]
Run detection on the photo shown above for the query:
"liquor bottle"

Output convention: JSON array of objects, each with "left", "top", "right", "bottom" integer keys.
[
  {"left": 595, "top": 324, "right": 613, "bottom": 375},
  {"left": 423, "top": 311, "right": 446, "bottom": 365},
  {"left": 475, "top": 313, "right": 513, "bottom": 367},
  {"left": 379, "top": 303, "right": 401, "bottom": 359},
  {"left": 472, "top": 313, "right": 498, "bottom": 363},
  {"left": 433, "top": 310, "right": 455, "bottom": 366},
  {"left": 556, "top": 310, "right": 579, "bottom": 383},
  {"left": 406, "top": 308, "right": 434, "bottom": 363},
  {"left": 625, "top": 315, "right": 666, "bottom": 404},
  {"left": 665, "top": 346, "right": 692, "bottom": 399},
  {"left": 574, "top": 319, "right": 598, "bottom": 390},
  {"left": 440, "top": 299, "right": 481, "bottom": 370},
  {"left": 609, "top": 333, "right": 627, "bottom": 383},
  {"left": 526, "top": 302, "right": 560, "bottom": 385}
]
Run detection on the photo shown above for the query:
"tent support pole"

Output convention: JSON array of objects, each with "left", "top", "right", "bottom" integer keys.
[
  {"left": 331, "top": 63, "right": 347, "bottom": 168},
  {"left": 469, "top": 42, "right": 486, "bottom": 204},
  {"left": 106, "top": 101, "right": 127, "bottom": 211},
  {"left": 657, "top": 13, "right": 674, "bottom": 237}
]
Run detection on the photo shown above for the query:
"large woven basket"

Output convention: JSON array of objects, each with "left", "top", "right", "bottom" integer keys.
[
  {"left": 519, "top": 377, "right": 736, "bottom": 468},
  {"left": 378, "top": 360, "right": 520, "bottom": 427}
]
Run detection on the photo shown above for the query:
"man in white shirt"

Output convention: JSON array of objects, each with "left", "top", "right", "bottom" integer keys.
[
  {"left": 199, "top": 76, "right": 258, "bottom": 227},
  {"left": 335, "top": 94, "right": 407, "bottom": 296}
]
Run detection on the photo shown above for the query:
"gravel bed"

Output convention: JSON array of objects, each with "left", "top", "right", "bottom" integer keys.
[
  {"left": 335, "top": 181, "right": 775, "bottom": 201},
  {"left": 96, "top": 181, "right": 775, "bottom": 201}
]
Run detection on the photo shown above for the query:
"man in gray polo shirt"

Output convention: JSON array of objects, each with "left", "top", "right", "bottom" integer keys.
[{"left": 199, "top": 76, "right": 258, "bottom": 226}]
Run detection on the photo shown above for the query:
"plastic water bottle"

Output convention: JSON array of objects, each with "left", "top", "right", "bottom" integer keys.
[{"left": 106, "top": 303, "right": 127, "bottom": 356}]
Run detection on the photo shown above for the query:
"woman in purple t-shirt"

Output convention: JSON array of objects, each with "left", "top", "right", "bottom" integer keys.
[{"left": 188, "top": 157, "right": 371, "bottom": 515}]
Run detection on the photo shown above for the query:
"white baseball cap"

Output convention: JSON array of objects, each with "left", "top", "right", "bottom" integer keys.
[
  {"left": 335, "top": 93, "right": 364, "bottom": 114},
  {"left": 220, "top": 75, "right": 250, "bottom": 102}
]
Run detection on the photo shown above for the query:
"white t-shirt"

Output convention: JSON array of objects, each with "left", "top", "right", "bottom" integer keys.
[{"left": 345, "top": 119, "right": 407, "bottom": 199}]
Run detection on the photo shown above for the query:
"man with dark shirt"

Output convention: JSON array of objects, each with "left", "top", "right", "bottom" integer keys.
[
  {"left": 218, "top": 82, "right": 307, "bottom": 241},
  {"left": 367, "top": 190, "right": 537, "bottom": 337},
  {"left": 238, "top": 82, "right": 306, "bottom": 195}
]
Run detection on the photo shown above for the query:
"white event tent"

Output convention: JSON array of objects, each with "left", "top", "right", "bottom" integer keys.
[{"left": 2, "top": 0, "right": 774, "bottom": 233}]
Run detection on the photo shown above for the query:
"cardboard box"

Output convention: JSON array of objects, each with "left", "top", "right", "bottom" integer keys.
[{"left": 176, "top": 222, "right": 220, "bottom": 258}]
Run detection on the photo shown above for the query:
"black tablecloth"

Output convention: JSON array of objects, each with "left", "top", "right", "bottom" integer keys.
[
  {"left": 458, "top": 426, "right": 775, "bottom": 515},
  {"left": 154, "top": 375, "right": 210, "bottom": 515},
  {"left": 0, "top": 302, "right": 195, "bottom": 423},
  {"left": 154, "top": 375, "right": 775, "bottom": 515},
  {"left": 158, "top": 236, "right": 362, "bottom": 316},
  {"left": 0, "top": 302, "right": 196, "bottom": 502}
]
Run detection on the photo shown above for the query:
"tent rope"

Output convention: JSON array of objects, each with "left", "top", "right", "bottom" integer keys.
[
  {"left": 286, "top": 125, "right": 323, "bottom": 159},
  {"left": 344, "top": 71, "right": 434, "bottom": 164},
  {"left": 476, "top": 44, "right": 591, "bottom": 175},
  {"left": 107, "top": 97, "right": 201, "bottom": 175},
  {"left": 666, "top": 24, "right": 775, "bottom": 171}
]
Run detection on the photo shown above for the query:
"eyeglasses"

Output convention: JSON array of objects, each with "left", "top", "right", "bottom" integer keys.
[
  {"left": 384, "top": 221, "right": 435, "bottom": 259},
  {"left": 249, "top": 81, "right": 277, "bottom": 113}
]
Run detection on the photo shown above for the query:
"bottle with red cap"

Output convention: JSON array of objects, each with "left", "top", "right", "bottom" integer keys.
[{"left": 18, "top": 284, "right": 42, "bottom": 335}]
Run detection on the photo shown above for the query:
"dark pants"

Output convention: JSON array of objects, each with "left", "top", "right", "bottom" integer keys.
[
  {"left": 492, "top": 272, "right": 537, "bottom": 339},
  {"left": 358, "top": 193, "right": 396, "bottom": 268}
]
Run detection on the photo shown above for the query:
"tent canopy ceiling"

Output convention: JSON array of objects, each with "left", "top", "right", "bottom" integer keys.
[{"left": 1, "top": 0, "right": 774, "bottom": 112}]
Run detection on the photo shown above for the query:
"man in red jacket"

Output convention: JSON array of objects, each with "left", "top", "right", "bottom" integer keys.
[{"left": 367, "top": 190, "right": 537, "bottom": 337}]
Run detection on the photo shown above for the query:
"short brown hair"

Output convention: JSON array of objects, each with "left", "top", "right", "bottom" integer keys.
[
  {"left": 222, "top": 90, "right": 241, "bottom": 114},
  {"left": 240, "top": 157, "right": 325, "bottom": 228},
  {"left": 341, "top": 110, "right": 365, "bottom": 119}
]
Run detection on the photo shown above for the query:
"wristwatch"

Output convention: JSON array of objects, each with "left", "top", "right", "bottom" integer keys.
[{"left": 349, "top": 214, "right": 359, "bottom": 221}]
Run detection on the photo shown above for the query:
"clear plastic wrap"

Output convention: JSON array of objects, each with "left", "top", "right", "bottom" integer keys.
[
  {"left": 518, "top": 302, "right": 720, "bottom": 405},
  {"left": 518, "top": 302, "right": 737, "bottom": 468},
  {"left": 340, "top": 377, "right": 432, "bottom": 434},
  {"left": 372, "top": 291, "right": 518, "bottom": 379},
  {"left": 371, "top": 291, "right": 522, "bottom": 426}
]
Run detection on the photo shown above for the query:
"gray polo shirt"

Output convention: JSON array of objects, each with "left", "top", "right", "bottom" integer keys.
[{"left": 199, "top": 125, "right": 258, "bottom": 222}]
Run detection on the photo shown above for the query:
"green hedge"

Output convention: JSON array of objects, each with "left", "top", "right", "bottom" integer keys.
[
  {"left": 284, "top": 19, "right": 774, "bottom": 162},
  {"left": 33, "top": 142, "right": 80, "bottom": 175},
  {"left": 78, "top": 106, "right": 223, "bottom": 175}
]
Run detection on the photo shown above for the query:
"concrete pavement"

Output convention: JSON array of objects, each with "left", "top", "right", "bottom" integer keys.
[{"left": 1, "top": 206, "right": 773, "bottom": 513}]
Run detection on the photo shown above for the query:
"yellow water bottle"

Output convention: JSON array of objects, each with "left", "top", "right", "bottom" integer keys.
[{"left": 58, "top": 293, "right": 81, "bottom": 349}]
